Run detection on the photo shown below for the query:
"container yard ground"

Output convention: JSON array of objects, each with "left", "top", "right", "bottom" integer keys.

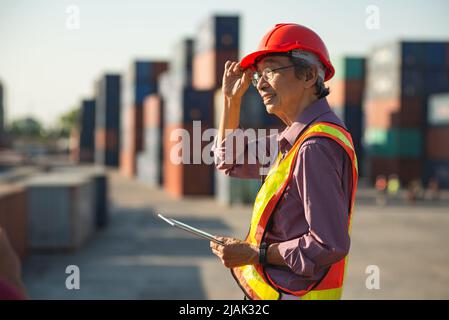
[{"left": 22, "top": 170, "right": 449, "bottom": 300}]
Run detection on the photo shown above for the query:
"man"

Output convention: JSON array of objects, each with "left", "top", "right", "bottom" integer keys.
[{"left": 210, "top": 23, "right": 358, "bottom": 300}]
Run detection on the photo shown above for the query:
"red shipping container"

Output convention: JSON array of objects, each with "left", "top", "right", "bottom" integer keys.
[
  {"left": 163, "top": 124, "right": 214, "bottom": 198},
  {"left": 0, "top": 185, "right": 27, "bottom": 260},
  {"left": 427, "top": 126, "right": 449, "bottom": 160},
  {"left": 368, "top": 157, "right": 422, "bottom": 186},
  {"left": 365, "top": 97, "right": 423, "bottom": 129},
  {"left": 192, "top": 49, "right": 239, "bottom": 90}
]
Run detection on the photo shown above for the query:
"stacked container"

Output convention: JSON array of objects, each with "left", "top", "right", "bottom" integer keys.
[
  {"left": 161, "top": 19, "right": 240, "bottom": 198},
  {"left": 426, "top": 93, "right": 449, "bottom": 188},
  {"left": 95, "top": 74, "right": 121, "bottom": 167},
  {"left": 192, "top": 16, "right": 239, "bottom": 90},
  {"left": 51, "top": 166, "right": 109, "bottom": 228},
  {"left": 23, "top": 173, "right": 95, "bottom": 250},
  {"left": 328, "top": 57, "right": 366, "bottom": 174},
  {"left": 0, "top": 184, "right": 27, "bottom": 260},
  {"left": 78, "top": 99, "right": 96, "bottom": 163},
  {"left": 121, "top": 61, "right": 168, "bottom": 177},
  {"left": 364, "top": 41, "right": 449, "bottom": 185},
  {"left": 136, "top": 94, "right": 164, "bottom": 186}
]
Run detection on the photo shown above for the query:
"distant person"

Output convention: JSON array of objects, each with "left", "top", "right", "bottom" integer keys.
[
  {"left": 427, "top": 178, "right": 440, "bottom": 202},
  {"left": 375, "top": 174, "right": 387, "bottom": 206},
  {"left": 0, "top": 227, "right": 27, "bottom": 300},
  {"left": 387, "top": 174, "right": 400, "bottom": 199},
  {"left": 210, "top": 23, "right": 358, "bottom": 300},
  {"left": 406, "top": 179, "right": 423, "bottom": 204}
]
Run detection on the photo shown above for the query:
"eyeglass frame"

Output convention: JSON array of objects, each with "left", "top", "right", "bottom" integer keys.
[{"left": 251, "top": 64, "right": 296, "bottom": 87}]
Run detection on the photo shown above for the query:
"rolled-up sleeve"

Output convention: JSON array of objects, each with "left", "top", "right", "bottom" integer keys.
[
  {"left": 211, "top": 128, "right": 278, "bottom": 180},
  {"left": 277, "top": 138, "right": 352, "bottom": 277}
]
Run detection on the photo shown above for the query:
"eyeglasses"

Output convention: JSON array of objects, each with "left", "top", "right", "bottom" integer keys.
[{"left": 252, "top": 65, "right": 295, "bottom": 87}]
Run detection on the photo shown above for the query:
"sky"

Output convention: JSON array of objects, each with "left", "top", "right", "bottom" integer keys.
[{"left": 1, "top": 0, "right": 449, "bottom": 126}]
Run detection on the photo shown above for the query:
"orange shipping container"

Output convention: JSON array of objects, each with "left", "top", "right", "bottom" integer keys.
[
  {"left": 427, "top": 127, "right": 449, "bottom": 160},
  {"left": 0, "top": 184, "right": 27, "bottom": 260},
  {"left": 120, "top": 150, "right": 137, "bottom": 178},
  {"left": 328, "top": 79, "right": 365, "bottom": 108},
  {"left": 143, "top": 95, "right": 163, "bottom": 129},
  {"left": 163, "top": 124, "right": 214, "bottom": 198},
  {"left": 192, "top": 49, "right": 239, "bottom": 90},
  {"left": 365, "top": 97, "right": 423, "bottom": 129},
  {"left": 95, "top": 128, "right": 118, "bottom": 150}
]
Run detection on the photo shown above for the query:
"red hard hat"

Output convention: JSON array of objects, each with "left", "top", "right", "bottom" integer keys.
[{"left": 240, "top": 23, "right": 335, "bottom": 81}]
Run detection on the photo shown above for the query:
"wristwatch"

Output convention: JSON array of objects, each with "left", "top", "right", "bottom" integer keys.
[{"left": 259, "top": 242, "right": 268, "bottom": 266}]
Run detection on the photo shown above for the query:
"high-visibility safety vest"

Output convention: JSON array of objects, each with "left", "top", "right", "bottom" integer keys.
[{"left": 231, "top": 122, "right": 359, "bottom": 300}]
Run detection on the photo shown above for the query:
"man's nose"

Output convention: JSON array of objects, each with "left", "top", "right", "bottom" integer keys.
[{"left": 256, "top": 75, "right": 269, "bottom": 91}]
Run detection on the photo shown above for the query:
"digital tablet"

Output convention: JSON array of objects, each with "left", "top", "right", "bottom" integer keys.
[{"left": 157, "top": 214, "right": 225, "bottom": 245}]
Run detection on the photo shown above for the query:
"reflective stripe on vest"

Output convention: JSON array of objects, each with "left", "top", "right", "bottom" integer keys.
[{"left": 231, "top": 122, "right": 359, "bottom": 300}]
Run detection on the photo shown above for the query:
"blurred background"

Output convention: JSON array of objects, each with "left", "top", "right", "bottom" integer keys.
[{"left": 1, "top": 0, "right": 449, "bottom": 299}]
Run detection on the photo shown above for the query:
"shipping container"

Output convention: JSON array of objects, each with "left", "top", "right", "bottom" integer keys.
[
  {"left": 428, "top": 93, "right": 449, "bottom": 126},
  {"left": 170, "top": 38, "right": 194, "bottom": 86},
  {"left": 424, "top": 160, "right": 449, "bottom": 189},
  {"left": 79, "top": 99, "right": 96, "bottom": 163},
  {"left": 163, "top": 124, "right": 214, "bottom": 197},
  {"left": 328, "top": 79, "right": 365, "bottom": 108},
  {"left": 214, "top": 87, "right": 281, "bottom": 129},
  {"left": 426, "top": 126, "right": 449, "bottom": 160},
  {"left": 164, "top": 86, "right": 215, "bottom": 125},
  {"left": 365, "top": 97, "right": 424, "bottom": 128},
  {"left": 51, "top": 166, "right": 109, "bottom": 229},
  {"left": 144, "top": 94, "right": 164, "bottom": 129},
  {"left": 137, "top": 151, "right": 162, "bottom": 186},
  {"left": 23, "top": 173, "right": 95, "bottom": 250},
  {"left": 0, "top": 184, "right": 27, "bottom": 260},
  {"left": 95, "top": 128, "right": 120, "bottom": 166},
  {"left": 123, "top": 61, "right": 168, "bottom": 107},
  {"left": 368, "top": 157, "right": 422, "bottom": 186},
  {"left": 194, "top": 15, "right": 239, "bottom": 54},
  {"left": 96, "top": 74, "right": 121, "bottom": 130},
  {"left": 192, "top": 49, "right": 239, "bottom": 90},
  {"left": 215, "top": 171, "right": 261, "bottom": 205},
  {"left": 334, "top": 57, "right": 365, "bottom": 80},
  {"left": 365, "top": 128, "right": 423, "bottom": 158}
]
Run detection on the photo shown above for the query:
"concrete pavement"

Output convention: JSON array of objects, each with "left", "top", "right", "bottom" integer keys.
[{"left": 22, "top": 170, "right": 449, "bottom": 299}]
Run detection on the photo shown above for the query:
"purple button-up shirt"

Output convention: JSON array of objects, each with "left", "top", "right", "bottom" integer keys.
[{"left": 213, "top": 98, "right": 354, "bottom": 295}]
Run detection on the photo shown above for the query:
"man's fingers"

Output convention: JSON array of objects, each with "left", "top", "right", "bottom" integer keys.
[{"left": 224, "top": 60, "right": 232, "bottom": 72}]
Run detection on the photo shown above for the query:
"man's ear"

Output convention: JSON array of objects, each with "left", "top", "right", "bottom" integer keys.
[{"left": 304, "top": 65, "right": 318, "bottom": 89}]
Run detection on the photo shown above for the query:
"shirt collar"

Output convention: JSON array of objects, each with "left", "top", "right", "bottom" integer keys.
[{"left": 277, "top": 98, "right": 332, "bottom": 150}]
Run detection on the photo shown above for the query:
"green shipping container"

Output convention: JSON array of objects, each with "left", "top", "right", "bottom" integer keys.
[
  {"left": 365, "top": 128, "right": 422, "bottom": 158},
  {"left": 334, "top": 57, "right": 366, "bottom": 80}
]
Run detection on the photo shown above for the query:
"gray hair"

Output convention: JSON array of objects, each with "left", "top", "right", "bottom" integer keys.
[{"left": 289, "top": 56, "right": 330, "bottom": 99}]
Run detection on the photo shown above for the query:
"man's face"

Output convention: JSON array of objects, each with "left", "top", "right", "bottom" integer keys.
[{"left": 254, "top": 55, "right": 305, "bottom": 115}]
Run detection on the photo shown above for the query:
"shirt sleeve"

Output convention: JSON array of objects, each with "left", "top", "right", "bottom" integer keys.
[
  {"left": 277, "top": 138, "right": 352, "bottom": 277},
  {"left": 211, "top": 128, "right": 279, "bottom": 180}
]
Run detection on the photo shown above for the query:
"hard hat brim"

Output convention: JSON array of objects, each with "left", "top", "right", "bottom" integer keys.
[{"left": 240, "top": 47, "right": 335, "bottom": 81}]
